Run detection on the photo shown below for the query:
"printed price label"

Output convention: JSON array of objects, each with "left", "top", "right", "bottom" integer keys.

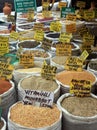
[
  {"left": 66, "top": 22, "right": 76, "bottom": 33},
  {"left": 59, "top": 32, "right": 72, "bottom": 43},
  {"left": 41, "top": 61, "right": 57, "bottom": 80},
  {"left": 80, "top": 50, "right": 89, "bottom": 62},
  {"left": 23, "top": 89, "right": 54, "bottom": 107},
  {"left": 61, "top": 7, "right": 75, "bottom": 18},
  {"left": 0, "top": 36, "right": 9, "bottom": 56},
  {"left": 70, "top": 79, "right": 91, "bottom": 97},
  {"left": 50, "top": 21, "right": 62, "bottom": 32},
  {"left": 65, "top": 56, "right": 83, "bottom": 71},
  {"left": 0, "top": 62, "right": 14, "bottom": 80},
  {"left": 34, "top": 30, "right": 44, "bottom": 41},
  {"left": 56, "top": 43, "right": 71, "bottom": 56},
  {"left": 19, "top": 53, "right": 34, "bottom": 68}
]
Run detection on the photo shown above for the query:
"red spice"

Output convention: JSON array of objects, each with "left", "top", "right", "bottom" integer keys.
[{"left": 0, "top": 80, "right": 12, "bottom": 94}]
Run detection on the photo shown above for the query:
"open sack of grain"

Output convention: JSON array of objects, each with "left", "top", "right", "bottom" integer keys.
[
  {"left": 57, "top": 93, "right": 97, "bottom": 130},
  {"left": 8, "top": 101, "right": 62, "bottom": 130}
]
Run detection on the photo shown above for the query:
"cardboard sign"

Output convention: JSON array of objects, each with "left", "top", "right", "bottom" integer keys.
[
  {"left": 78, "top": 26, "right": 88, "bottom": 37},
  {"left": 19, "top": 53, "right": 34, "bottom": 68},
  {"left": 41, "top": 61, "right": 57, "bottom": 80},
  {"left": 66, "top": 22, "right": 76, "bottom": 33},
  {"left": 81, "top": 44, "right": 92, "bottom": 54},
  {"left": 66, "top": 14, "right": 76, "bottom": 21},
  {"left": 59, "top": 32, "right": 72, "bottom": 43},
  {"left": 42, "top": 39, "right": 52, "bottom": 51},
  {"left": 14, "top": 0, "right": 36, "bottom": 13},
  {"left": 83, "top": 33, "right": 94, "bottom": 45},
  {"left": 33, "top": 23, "right": 44, "bottom": 31},
  {"left": 56, "top": 43, "right": 71, "bottom": 56},
  {"left": 76, "top": 1, "right": 86, "bottom": 8},
  {"left": 65, "top": 56, "right": 83, "bottom": 71},
  {"left": 80, "top": 50, "right": 89, "bottom": 62},
  {"left": 58, "top": 1, "right": 67, "bottom": 8},
  {"left": 0, "top": 62, "right": 14, "bottom": 80},
  {"left": 61, "top": 7, "right": 75, "bottom": 18},
  {"left": 0, "top": 36, "right": 9, "bottom": 56},
  {"left": 10, "top": 31, "right": 19, "bottom": 40},
  {"left": 34, "top": 30, "right": 44, "bottom": 41},
  {"left": 23, "top": 89, "right": 54, "bottom": 107},
  {"left": 84, "top": 10, "right": 95, "bottom": 20},
  {"left": 50, "top": 21, "right": 62, "bottom": 32},
  {"left": 70, "top": 79, "right": 91, "bottom": 97}
]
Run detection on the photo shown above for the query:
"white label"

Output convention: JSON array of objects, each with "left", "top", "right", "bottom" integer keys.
[{"left": 23, "top": 89, "right": 54, "bottom": 107}]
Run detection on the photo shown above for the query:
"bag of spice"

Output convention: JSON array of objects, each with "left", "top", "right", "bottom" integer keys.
[{"left": 0, "top": 80, "right": 17, "bottom": 121}]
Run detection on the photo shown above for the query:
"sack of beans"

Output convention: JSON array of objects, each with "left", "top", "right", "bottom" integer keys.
[
  {"left": 18, "top": 75, "right": 60, "bottom": 102},
  {"left": 0, "top": 80, "right": 17, "bottom": 120},
  {"left": 0, "top": 117, "right": 6, "bottom": 130},
  {"left": 8, "top": 101, "right": 62, "bottom": 130},
  {"left": 57, "top": 93, "right": 97, "bottom": 130}
]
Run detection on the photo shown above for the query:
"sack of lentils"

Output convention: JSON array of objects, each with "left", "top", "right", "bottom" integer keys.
[
  {"left": 0, "top": 117, "right": 6, "bottom": 130},
  {"left": 0, "top": 80, "right": 17, "bottom": 121},
  {"left": 8, "top": 102, "right": 62, "bottom": 130},
  {"left": 18, "top": 75, "right": 60, "bottom": 103},
  {"left": 57, "top": 93, "right": 97, "bottom": 130}
]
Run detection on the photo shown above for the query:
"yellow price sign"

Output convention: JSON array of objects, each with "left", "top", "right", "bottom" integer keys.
[
  {"left": 70, "top": 79, "right": 91, "bottom": 97},
  {"left": 0, "top": 36, "right": 9, "bottom": 56},
  {"left": 80, "top": 50, "right": 89, "bottom": 62},
  {"left": 50, "top": 21, "right": 62, "bottom": 32},
  {"left": 66, "top": 23, "right": 76, "bottom": 33},
  {"left": 83, "top": 33, "right": 94, "bottom": 45},
  {"left": 56, "top": 43, "right": 71, "bottom": 56},
  {"left": 59, "top": 32, "right": 72, "bottom": 43},
  {"left": 66, "top": 14, "right": 76, "bottom": 21},
  {"left": 84, "top": 10, "right": 95, "bottom": 20},
  {"left": 65, "top": 56, "right": 83, "bottom": 71},
  {"left": 41, "top": 61, "right": 57, "bottom": 80},
  {"left": 19, "top": 53, "right": 34, "bottom": 68},
  {"left": 81, "top": 44, "right": 92, "bottom": 54},
  {"left": 33, "top": 23, "right": 44, "bottom": 31},
  {"left": 76, "top": 1, "right": 86, "bottom": 8},
  {"left": 58, "top": 1, "right": 67, "bottom": 8},
  {"left": 0, "top": 62, "right": 14, "bottom": 80},
  {"left": 10, "top": 31, "right": 19, "bottom": 40},
  {"left": 34, "top": 30, "right": 44, "bottom": 41}
]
